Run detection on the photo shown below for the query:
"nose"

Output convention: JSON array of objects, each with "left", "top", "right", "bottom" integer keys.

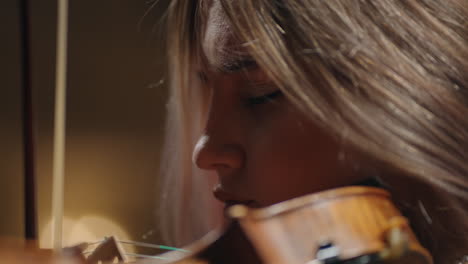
[
  {"left": 193, "top": 134, "right": 245, "bottom": 171},
  {"left": 193, "top": 80, "right": 245, "bottom": 173}
]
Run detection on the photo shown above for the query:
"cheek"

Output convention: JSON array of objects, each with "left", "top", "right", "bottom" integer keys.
[
  {"left": 245, "top": 110, "right": 354, "bottom": 205},
  {"left": 250, "top": 107, "right": 338, "bottom": 171}
]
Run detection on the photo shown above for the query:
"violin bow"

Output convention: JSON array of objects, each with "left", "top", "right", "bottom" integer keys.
[
  {"left": 19, "top": 0, "right": 69, "bottom": 251},
  {"left": 51, "top": 0, "right": 69, "bottom": 251}
]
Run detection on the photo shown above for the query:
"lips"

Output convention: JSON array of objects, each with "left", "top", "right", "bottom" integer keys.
[{"left": 212, "top": 184, "right": 255, "bottom": 207}]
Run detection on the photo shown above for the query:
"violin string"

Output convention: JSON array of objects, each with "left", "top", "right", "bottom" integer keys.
[
  {"left": 124, "top": 253, "right": 171, "bottom": 260},
  {"left": 82, "top": 239, "right": 189, "bottom": 253},
  {"left": 81, "top": 238, "right": 190, "bottom": 261},
  {"left": 117, "top": 239, "right": 190, "bottom": 252},
  {"left": 81, "top": 251, "right": 171, "bottom": 261}
]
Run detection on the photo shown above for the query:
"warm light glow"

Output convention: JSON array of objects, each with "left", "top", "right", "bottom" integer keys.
[{"left": 40, "top": 215, "right": 134, "bottom": 253}]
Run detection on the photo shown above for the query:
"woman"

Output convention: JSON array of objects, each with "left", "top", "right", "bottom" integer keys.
[{"left": 158, "top": 0, "right": 468, "bottom": 263}]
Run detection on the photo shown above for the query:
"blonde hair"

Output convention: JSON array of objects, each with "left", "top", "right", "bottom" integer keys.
[
  {"left": 158, "top": 0, "right": 220, "bottom": 246},
  {"left": 160, "top": 0, "right": 468, "bottom": 262}
]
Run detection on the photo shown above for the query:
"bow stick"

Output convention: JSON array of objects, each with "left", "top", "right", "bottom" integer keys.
[{"left": 51, "top": 0, "right": 69, "bottom": 251}]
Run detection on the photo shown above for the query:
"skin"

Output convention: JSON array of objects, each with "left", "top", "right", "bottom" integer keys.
[{"left": 192, "top": 0, "right": 367, "bottom": 208}]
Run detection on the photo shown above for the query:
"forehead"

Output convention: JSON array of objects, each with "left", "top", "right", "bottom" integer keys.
[{"left": 201, "top": 0, "right": 251, "bottom": 73}]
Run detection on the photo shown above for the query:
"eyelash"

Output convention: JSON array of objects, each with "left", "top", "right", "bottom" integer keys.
[
  {"left": 247, "top": 90, "right": 283, "bottom": 106},
  {"left": 196, "top": 71, "right": 282, "bottom": 106}
]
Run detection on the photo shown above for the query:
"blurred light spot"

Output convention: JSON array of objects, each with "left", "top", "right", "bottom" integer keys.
[{"left": 40, "top": 215, "right": 134, "bottom": 253}]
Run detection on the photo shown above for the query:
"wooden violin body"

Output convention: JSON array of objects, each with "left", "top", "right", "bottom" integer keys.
[
  {"left": 154, "top": 186, "right": 432, "bottom": 264},
  {"left": 2, "top": 186, "right": 433, "bottom": 264}
]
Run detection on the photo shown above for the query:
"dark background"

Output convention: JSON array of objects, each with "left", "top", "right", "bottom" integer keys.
[{"left": 0, "top": 0, "right": 169, "bottom": 250}]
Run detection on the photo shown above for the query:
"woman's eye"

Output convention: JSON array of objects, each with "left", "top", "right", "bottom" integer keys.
[{"left": 247, "top": 90, "right": 283, "bottom": 106}]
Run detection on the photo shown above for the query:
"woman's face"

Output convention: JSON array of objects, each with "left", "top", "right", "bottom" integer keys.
[{"left": 193, "top": 0, "right": 366, "bottom": 208}]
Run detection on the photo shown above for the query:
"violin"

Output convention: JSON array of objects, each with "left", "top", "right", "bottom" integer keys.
[
  {"left": 3, "top": 186, "right": 433, "bottom": 264},
  {"left": 149, "top": 186, "right": 432, "bottom": 264}
]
